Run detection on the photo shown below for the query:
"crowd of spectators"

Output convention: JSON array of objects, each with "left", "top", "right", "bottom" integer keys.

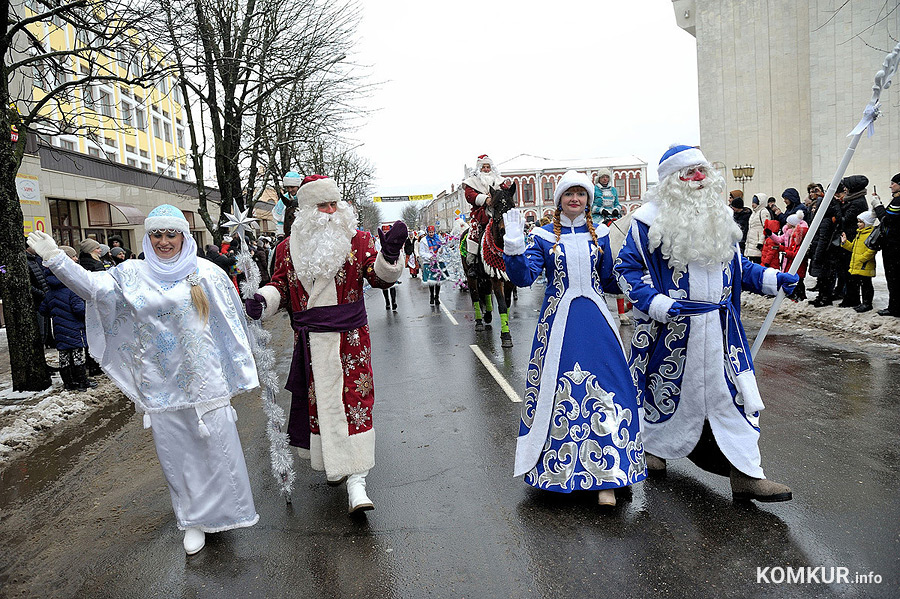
[{"left": 732, "top": 172, "right": 900, "bottom": 316}]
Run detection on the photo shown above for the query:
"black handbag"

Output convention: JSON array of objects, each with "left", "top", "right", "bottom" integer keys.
[{"left": 864, "top": 224, "right": 882, "bottom": 251}]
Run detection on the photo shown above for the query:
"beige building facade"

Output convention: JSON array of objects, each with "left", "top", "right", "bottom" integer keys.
[{"left": 673, "top": 0, "right": 899, "bottom": 200}]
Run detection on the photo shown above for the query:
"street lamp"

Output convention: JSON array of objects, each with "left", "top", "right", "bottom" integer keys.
[{"left": 732, "top": 164, "right": 755, "bottom": 191}]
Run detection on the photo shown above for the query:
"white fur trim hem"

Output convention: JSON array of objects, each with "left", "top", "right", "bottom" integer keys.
[
  {"left": 649, "top": 294, "right": 676, "bottom": 323},
  {"left": 735, "top": 371, "right": 765, "bottom": 413},
  {"left": 373, "top": 252, "right": 403, "bottom": 283},
  {"left": 177, "top": 513, "right": 259, "bottom": 534},
  {"left": 475, "top": 193, "right": 487, "bottom": 207},
  {"left": 257, "top": 285, "right": 282, "bottom": 320}
]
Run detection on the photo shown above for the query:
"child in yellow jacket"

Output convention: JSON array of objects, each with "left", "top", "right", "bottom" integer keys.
[{"left": 840, "top": 210, "right": 878, "bottom": 312}]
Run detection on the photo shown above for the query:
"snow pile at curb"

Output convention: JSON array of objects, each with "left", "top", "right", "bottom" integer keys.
[
  {"left": 741, "top": 294, "right": 900, "bottom": 348},
  {"left": 0, "top": 377, "right": 124, "bottom": 468}
]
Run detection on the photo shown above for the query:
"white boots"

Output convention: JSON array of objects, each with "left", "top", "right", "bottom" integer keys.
[
  {"left": 183, "top": 527, "right": 206, "bottom": 555},
  {"left": 346, "top": 472, "right": 374, "bottom": 513}
]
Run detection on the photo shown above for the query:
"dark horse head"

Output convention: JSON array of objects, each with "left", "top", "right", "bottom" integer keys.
[{"left": 489, "top": 181, "right": 518, "bottom": 245}]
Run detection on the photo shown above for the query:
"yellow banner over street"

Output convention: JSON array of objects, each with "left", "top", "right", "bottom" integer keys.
[{"left": 373, "top": 194, "right": 433, "bottom": 202}]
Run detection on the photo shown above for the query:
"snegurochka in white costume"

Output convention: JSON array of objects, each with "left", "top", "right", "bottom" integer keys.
[
  {"left": 614, "top": 145, "right": 799, "bottom": 502},
  {"left": 502, "top": 170, "right": 646, "bottom": 507},
  {"left": 28, "top": 205, "right": 260, "bottom": 555}
]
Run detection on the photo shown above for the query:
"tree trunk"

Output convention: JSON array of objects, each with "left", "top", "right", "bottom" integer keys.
[{"left": 0, "top": 136, "right": 51, "bottom": 391}]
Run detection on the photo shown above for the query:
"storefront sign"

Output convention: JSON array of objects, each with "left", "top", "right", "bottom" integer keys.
[{"left": 16, "top": 174, "right": 40, "bottom": 205}]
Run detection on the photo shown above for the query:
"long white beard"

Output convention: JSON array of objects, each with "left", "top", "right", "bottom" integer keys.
[
  {"left": 476, "top": 171, "right": 503, "bottom": 191},
  {"left": 647, "top": 169, "right": 742, "bottom": 273},
  {"left": 290, "top": 202, "right": 357, "bottom": 282}
]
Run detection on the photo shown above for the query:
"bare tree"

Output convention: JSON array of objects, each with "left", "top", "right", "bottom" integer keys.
[
  {"left": 401, "top": 204, "right": 422, "bottom": 231},
  {"left": 354, "top": 198, "right": 381, "bottom": 235},
  {"left": 1, "top": 0, "right": 166, "bottom": 390},
  {"left": 156, "top": 0, "right": 365, "bottom": 241},
  {"left": 296, "top": 139, "right": 374, "bottom": 204}
]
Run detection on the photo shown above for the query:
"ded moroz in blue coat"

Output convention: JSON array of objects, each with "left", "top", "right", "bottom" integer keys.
[{"left": 614, "top": 201, "right": 780, "bottom": 478}]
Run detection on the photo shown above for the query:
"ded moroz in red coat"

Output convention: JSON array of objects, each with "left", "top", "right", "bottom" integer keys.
[{"left": 257, "top": 230, "right": 402, "bottom": 477}]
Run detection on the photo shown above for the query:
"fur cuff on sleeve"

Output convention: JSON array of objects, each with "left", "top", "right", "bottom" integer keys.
[
  {"left": 475, "top": 193, "right": 488, "bottom": 207},
  {"left": 648, "top": 294, "right": 676, "bottom": 323},
  {"left": 257, "top": 285, "right": 282, "bottom": 320},
  {"left": 503, "top": 235, "right": 526, "bottom": 256},
  {"left": 374, "top": 252, "right": 403, "bottom": 284},
  {"left": 762, "top": 268, "right": 779, "bottom": 296}
]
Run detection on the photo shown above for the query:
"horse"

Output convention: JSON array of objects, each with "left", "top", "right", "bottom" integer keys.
[
  {"left": 461, "top": 228, "right": 495, "bottom": 330},
  {"left": 479, "top": 182, "right": 518, "bottom": 348}
]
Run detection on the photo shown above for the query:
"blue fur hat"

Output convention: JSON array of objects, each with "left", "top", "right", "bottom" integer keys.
[{"left": 144, "top": 204, "right": 190, "bottom": 234}]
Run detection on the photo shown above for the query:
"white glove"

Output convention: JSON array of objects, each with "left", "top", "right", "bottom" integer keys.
[
  {"left": 871, "top": 194, "right": 882, "bottom": 208},
  {"left": 502, "top": 208, "right": 526, "bottom": 255},
  {"left": 27, "top": 230, "right": 61, "bottom": 260}
]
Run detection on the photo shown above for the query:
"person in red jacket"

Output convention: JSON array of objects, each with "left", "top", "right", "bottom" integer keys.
[
  {"left": 760, "top": 219, "right": 783, "bottom": 270},
  {"left": 462, "top": 154, "right": 511, "bottom": 256}
]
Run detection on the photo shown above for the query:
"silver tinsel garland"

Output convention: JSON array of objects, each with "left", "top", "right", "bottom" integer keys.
[{"left": 225, "top": 208, "right": 295, "bottom": 501}]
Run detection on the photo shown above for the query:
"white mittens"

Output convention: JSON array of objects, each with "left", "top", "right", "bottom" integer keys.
[
  {"left": 27, "top": 230, "right": 61, "bottom": 260},
  {"left": 502, "top": 209, "right": 526, "bottom": 255}
]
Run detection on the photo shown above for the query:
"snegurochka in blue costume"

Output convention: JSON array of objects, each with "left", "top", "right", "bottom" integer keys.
[
  {"left": 502, "top": 170, "right": 646, "bottom": 507},
  {"left": 614, "top": 145, "right": 799, "bottom": 503}
]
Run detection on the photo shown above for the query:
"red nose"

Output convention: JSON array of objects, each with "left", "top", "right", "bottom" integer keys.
[{"left": 680, "top": 170, "right": 706, "bottom": 182}]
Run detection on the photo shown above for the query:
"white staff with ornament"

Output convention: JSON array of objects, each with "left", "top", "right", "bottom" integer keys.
[
  {"left": 751, "top": 41, "right": 900, "bottom": 358},
  {"left": 222, "top": 202, "right": 296, "bottom": 501}
]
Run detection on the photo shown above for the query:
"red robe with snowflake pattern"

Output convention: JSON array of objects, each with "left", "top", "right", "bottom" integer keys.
[{"left": 263, "top": 230, "right": 400, "bottom": 476}]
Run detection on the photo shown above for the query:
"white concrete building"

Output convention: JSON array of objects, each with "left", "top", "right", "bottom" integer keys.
[{"left": 673, "top": 0, "right": 900, "bottom": 200}]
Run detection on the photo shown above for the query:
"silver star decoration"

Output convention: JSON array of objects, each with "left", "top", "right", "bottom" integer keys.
[{"left": 222, "top": 202, "right": 259, "bottom": 241}]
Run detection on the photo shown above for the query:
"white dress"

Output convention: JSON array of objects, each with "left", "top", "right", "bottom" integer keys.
[{"left": 45, "top": 253, "right": 260, "bottom": 532}]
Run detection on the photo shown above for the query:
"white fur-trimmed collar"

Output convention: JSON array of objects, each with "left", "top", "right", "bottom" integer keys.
[
  {"left": 632, "top": 201, "right": 660, "bottom": 226},
  {"left": 560, "top": 213, "right": 586, "bottom": 227}
]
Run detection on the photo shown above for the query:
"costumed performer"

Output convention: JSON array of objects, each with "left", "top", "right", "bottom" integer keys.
[
  {"left": 613, "top": 145, "right": 799, "bottom": 502},
  {"left": 502, "top": 170, "right": 646, "bottom": 507},
  {"left": 418, "top": 225, "right": 446, "bottom": 305},
  {"left": 28, "top": 205, "right": 260, "bottom": 555},
  {"left": 244, "top": 175, "right": 408, "bottom": 513}
]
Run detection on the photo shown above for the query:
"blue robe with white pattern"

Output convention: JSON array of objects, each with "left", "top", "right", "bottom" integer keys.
[
  {"left": 613, "top": 202, "right": 780, "bottom": 477},
  {"left": 505, "top": 215, "right": 646, "bottom": 492}
]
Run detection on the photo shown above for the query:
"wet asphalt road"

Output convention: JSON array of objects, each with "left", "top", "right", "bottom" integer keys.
[{"left": 0, "top": 278, "right": 898, "bottom": 599}]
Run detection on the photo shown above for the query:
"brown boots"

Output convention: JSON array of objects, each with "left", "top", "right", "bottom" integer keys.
[
  {"left": 730, "top": 468, "right": 792, "bottom": 502},
  {"left": 645, "top": 452, "right": 667, "bottom": 473}
]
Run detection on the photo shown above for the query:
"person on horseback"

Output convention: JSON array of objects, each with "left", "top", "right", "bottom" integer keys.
[{"left": 463, "top": 154, "right": 511, "bottom": 328}]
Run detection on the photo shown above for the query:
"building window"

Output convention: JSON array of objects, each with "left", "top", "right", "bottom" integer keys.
[
  {"left": 104, "top": 136, "right": 116, "bottom": 148},
  {"left": 615, "top": 177, "right": 626, "bottom": 199},
  {"left": 157, "top": 166, "right": 166, "bottom": 174},
  {"left": 173, "top": 84, "right": 182, "bottom": 104},
  {"left": 163, "top": 122, "right": 172, "bottom": 143},
  {"left": 629, "top": 177, "right": 641, "bottom": 200},
  {"left": 176, "top": 128, "right": 185, "bottom": 149},
  {"left": 542, "top": 181, "right": 553, "bottom": 202},
  {"left": 152, "top": 116, "right": 161, "bottom": 138},
  {"left": 162, "top": 109, "right": 169, "bottom": 118},
  {"left": 156, "top": 155, "right": 164, "bottom": 164},
  {"left": 116, "top": 49, "right": 129, "bottom": 70},
  {"left": 60, "top": 139, "right": 76, "bottom": 151},
  {"left": 121, "top": 101, "right": 133, "bottom": 126},
  {"left": 522, "top": 182, "right": 534, "bottom": 205},
  {"left": 141, "top": 161, "right": 150, "bottom": 170},
  {"left": 98, "top": 90, "right": 113, "bottom": 117},
  {"left": 130, "top": 55, "right": 142, "bottom": 77},
  {"left": 48, "top": 198, "right": 82, "bottom": 248},
  {"left": 125, "top": 143, "right": 135, "bottom": 154},
  {"left": 88, "top": 146, "right": 101, "bottom": 157},
  {"left": 127, "top": 157, "right": 137, "bottom": 167},
  {"left": 135, "top": 107, "right": 147, "bottom": 130},
  {"left": 139, "top": 149, "right": 148, "bottom": 158},
  {"left": 158, "top": 77, "right": 168, "bottom": 94}
]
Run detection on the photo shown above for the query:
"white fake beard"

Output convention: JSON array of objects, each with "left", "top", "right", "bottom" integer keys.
[
  {"left": 290, "top": 202, "right": 357, "bottom": 282},
  {"left": 647, "top": 168, "right": 742, "bottom": 273},
  {"left": 476, "top": 171, "right": 502, "bottom": 190}
]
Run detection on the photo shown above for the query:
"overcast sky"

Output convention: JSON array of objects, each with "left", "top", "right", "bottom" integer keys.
[{"left": 352, "top": 0, "right": 701, "bottom": 213}]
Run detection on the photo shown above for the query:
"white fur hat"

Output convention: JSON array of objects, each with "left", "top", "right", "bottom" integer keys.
[
  {"left": 786, "top": 213, "right": 801, "bottom": 227},
  {"left": 554, "top": 170, "right": 594, "bottom": 206},
  {"left": 657, "top": 144, "right": 711, "bottom": 182},
  {"left": 296, "top": 174, "right": 340, "bottom": 208},
  {"left": 596, "top": 167, "right": 612, "bottom": 180},
  {"left": 859, "top": 210, "right": 876, "bottom": 227}
]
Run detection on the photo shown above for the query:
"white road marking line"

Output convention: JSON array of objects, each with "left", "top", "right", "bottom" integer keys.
[
  {"left": 469, "top": 344, "right": 521, "bottom": 403},
  {"left": 440, "top": 304, "right": 459, "bottom": 325}
]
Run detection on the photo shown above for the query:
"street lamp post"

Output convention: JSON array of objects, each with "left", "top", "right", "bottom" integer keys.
[{"left": 732, "top": 164, "right": 755, "bottom": 191}]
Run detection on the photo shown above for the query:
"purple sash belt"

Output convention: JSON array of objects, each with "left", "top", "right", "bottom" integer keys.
[{"left": 285, "top": 299, "right": 368, "bottom": 395}]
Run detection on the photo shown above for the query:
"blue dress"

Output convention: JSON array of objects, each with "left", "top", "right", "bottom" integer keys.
[{"left": 504, "top": 214, "right": 646, "bottom": 492}]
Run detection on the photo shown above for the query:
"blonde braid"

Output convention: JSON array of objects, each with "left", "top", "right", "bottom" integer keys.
[
  {"left": 552, "top": 208, "right": 562, "bottom": 253},
  {"left": 191, "top": 284, "right": 210, "bottom": 325},
  {"left": 585, "top": 213, "right": 603, "bottom": 254}
]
